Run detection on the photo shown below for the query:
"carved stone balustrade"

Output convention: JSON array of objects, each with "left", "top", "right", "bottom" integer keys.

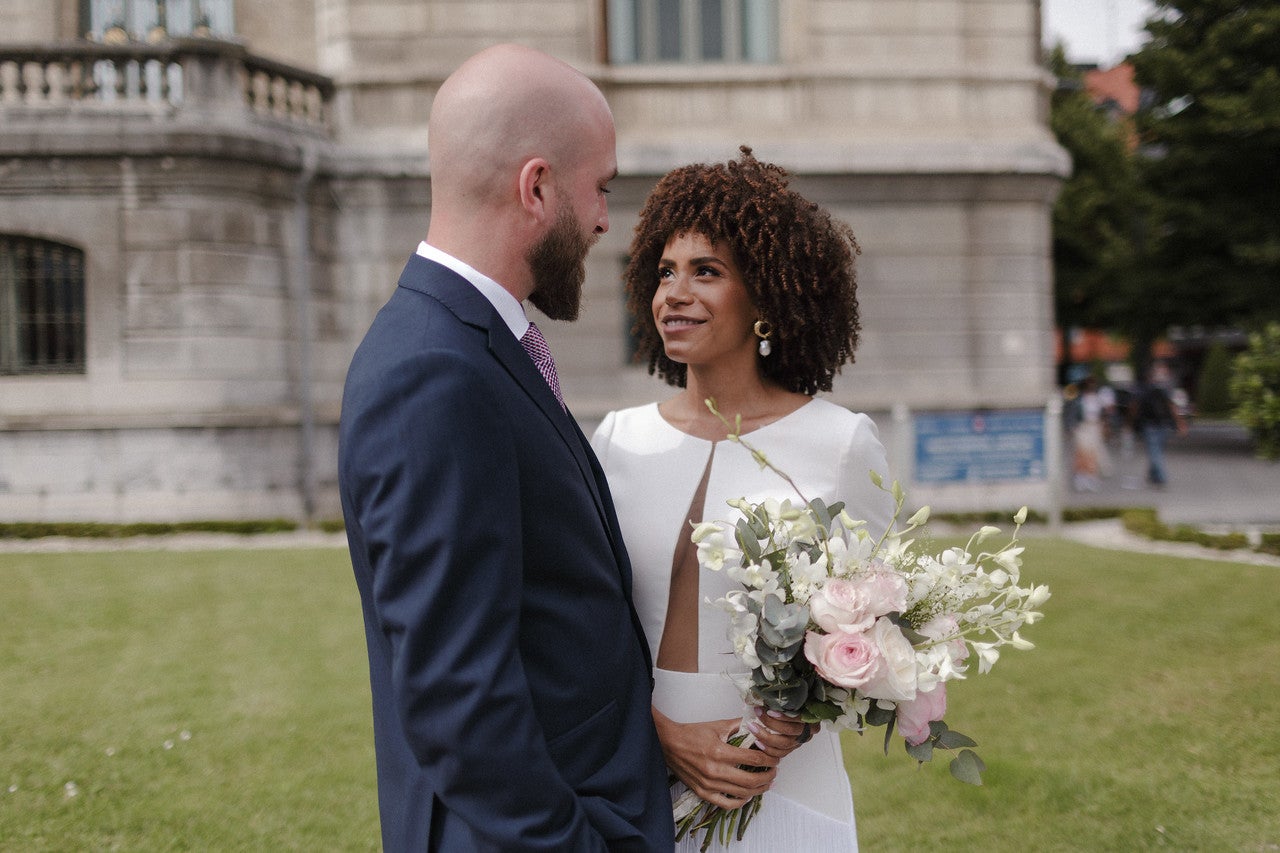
[{"left": 0, "top": 38, "right": 333, "bottom": 132}]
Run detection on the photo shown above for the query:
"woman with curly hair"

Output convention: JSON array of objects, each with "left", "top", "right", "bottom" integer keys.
[{"left": 591, "top": 147, "right": 894, "bottom": 849}]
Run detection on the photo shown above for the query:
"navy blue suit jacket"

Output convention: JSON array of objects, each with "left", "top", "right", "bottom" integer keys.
[{"left": 338, "top": 255, "right": 674, "bottom": 851}]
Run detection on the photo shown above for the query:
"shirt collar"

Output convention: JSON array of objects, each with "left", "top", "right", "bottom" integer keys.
[{"left": 416, "top": 242, "right": 529, "bottom": 340}]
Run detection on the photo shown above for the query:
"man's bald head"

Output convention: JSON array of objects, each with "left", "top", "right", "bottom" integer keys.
[{"left": 428, "top": 44, "right": 613, "bottom": 209}]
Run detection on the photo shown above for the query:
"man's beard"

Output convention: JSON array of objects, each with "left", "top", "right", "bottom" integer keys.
[{"left": 527, "top": 200, "right": 595, "bottom": 322}]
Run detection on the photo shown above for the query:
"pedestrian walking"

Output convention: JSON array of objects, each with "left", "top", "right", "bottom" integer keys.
[{"left": 1130, "top": 366, "right": 1186, "bottom": 488}]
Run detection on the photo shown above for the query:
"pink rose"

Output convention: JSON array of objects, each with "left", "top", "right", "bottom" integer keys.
[
  {"left": 810, "top": 571, "right": 908, "bottom": 634},
  {"left": 804, "top": 629, "right": 882, "bottom": 689},
  {"left": 896, "top": 684, "right": 947, "bottom": 746},
  {"left": 860, "top": 617, "right": 918, "bottom": 702}
]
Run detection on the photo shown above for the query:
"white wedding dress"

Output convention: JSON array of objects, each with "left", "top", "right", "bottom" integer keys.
[{"left": 592, "top": 399, "right": 895, "bottom": 851}]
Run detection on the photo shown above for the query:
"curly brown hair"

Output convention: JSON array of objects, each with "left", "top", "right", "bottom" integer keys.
[{"left": 625, "top": 146, "right": 861, "bottom": 396}]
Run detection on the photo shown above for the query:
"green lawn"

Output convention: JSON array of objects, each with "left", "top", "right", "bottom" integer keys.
[
  {"left": 0, "top": 548, "right": 378, "bottom": 851},
  {"left": 1, "top": 540, "right": 1277, "bottom": 851},
  {"left": 844, "top": 538, "right": 1280, "bottom": 852}
]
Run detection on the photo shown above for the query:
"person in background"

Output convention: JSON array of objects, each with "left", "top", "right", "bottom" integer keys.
[
  {"left": 1072, "top": 375, "right": 1115, "bottom": 492},
  {"left": 1130, "top": 364, "right": 1187, "bottom": 488}
]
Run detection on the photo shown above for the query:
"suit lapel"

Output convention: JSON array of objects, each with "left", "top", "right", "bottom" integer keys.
[
  {"left": 400, "top": 255, "right": 651, "bottom": 672},
  {"left": 400, "top": 255, "right": 616, "bottom": 549}
]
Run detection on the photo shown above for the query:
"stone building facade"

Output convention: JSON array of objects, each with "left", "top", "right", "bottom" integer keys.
[{"left": 0, "top": 0, "right": 1065, "bottom": 523}]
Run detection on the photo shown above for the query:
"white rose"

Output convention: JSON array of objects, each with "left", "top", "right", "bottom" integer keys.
[{"left": 860, "top": 617, "right": 918, "bottom": 702}]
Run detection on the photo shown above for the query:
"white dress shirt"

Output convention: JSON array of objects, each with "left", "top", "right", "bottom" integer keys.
[{"left": 416, "top": 241, "right": 529, "bottom": 340}]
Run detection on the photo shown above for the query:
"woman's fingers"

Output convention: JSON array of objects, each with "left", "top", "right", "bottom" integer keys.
[
  {"left": 654, "top": 710, "right": 781, "bottom": 808},
  {"left": 692, "top": 751, "right": 776, "bottom": 806},
  {"left": 748, "top": 709, "right": 820, "bottom": 757}
]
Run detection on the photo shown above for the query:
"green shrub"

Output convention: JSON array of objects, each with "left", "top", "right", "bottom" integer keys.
[
  {"left": 1231, "top": 322, "right": 1280, "bottom": 459},
  {"left": 1120, "top": 508, "right": 1262, "bottom": 553},
  {"left": 1195, "top": 341, "right": 1235, "bottom": 415},
  {"left": 0, "top": 519, "right": 298, "bottom": 540},
  {"left": 1211, "top": 532, "right": 1249, "bottom": 550},
  {"left": 1120, "top": 508, "right": 1162, "bottom": 538}
]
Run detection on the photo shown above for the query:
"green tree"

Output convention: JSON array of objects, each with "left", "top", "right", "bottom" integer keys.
[
  {"left": 1195, "top": 341, "right": 1234, "bottom": 415},
  {"left": 1230, "top": 323, "right": 1280, "bottom": 459},
  {"left": 1048, "top": 48, "right": 1148, "bottom": 356},
  {"left": 1129, "top": 1, "right": 1280, "bottom": 348}
]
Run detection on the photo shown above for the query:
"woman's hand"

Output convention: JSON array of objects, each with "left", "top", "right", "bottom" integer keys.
[
  {"left": 746, "top": 707, "right": 818, "bottom": 759},
  {"left": 652, "top": 707, "right": 778, "bottom": 811}
]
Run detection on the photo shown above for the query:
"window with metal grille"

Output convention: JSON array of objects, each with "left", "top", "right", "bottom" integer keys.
[
  {"left": 0, "top": 237, "right": 87, "bottom": 376},
  {"left": 607, "top": 0, "right": 779, "bottom": 64}
]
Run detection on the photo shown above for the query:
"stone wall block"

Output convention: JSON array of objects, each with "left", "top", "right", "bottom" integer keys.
[
  {"left": 185, "top": 247, "right": 286, "bottom": 293},
  {"left": 123, "top": 208, "right": 194, "bottom": 248}
]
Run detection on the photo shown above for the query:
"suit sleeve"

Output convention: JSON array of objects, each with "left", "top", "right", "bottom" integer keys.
[{"left": 344, "top": 349, "right": 606, "bottom": 852}]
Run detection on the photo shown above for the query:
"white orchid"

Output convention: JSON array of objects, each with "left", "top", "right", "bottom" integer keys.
[
  {"left": 692, "top": 523, "right": 738, "bottom": 572},
  {"left": 971, "top": 641, "right": 1001, "bottom": 674},
  {"left": 727, "top": 559, "right": 777, "bottom": 592}
]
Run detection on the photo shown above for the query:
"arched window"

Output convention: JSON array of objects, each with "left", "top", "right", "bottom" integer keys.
[
  {"left": 81, "top": 0, "right": 235, "bottom": 43},
  {"left": 0, "top": 237, "right": 86, "bottom": 375}
]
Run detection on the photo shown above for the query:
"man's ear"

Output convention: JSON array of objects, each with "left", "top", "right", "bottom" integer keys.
[{"left": 518, "top": 157, "right": 552, "bottom": 221}]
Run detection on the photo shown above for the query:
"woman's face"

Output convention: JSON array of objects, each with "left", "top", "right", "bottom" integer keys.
[{"left": 651, "top": 231, "right": 757, "bottom": 371}]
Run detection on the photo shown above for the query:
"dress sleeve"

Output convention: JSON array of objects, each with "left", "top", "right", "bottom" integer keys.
[
  {"left": 839, "top": 413, "right": 897, "bottom": 537},
  {"left": 589, "top": 410, "right": 617, "bottom": 467}
]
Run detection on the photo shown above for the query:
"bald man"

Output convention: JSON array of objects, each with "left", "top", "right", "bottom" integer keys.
[{"left": 338, "top": 45, "right": 674, "bottom": 851}]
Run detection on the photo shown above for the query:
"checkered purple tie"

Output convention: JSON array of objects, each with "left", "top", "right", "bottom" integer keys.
[{"left": 520, "top": 321, "right": 566, "bottom": 411}]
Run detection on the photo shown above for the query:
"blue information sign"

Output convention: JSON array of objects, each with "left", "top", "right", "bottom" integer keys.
[{"left": 914, "top": 410, "right": 1045, "bottom": 483}]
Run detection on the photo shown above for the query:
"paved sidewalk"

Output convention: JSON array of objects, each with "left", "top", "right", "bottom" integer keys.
[
  {"left": 1063, "top": 420, "right": 1280, "bottom": 529},
  {"left": 1047, "top": 419, "right": 1280, "bottom": 566},
  {"left": 1054, "top": 518, "right": 1280, "bottom": 566}
]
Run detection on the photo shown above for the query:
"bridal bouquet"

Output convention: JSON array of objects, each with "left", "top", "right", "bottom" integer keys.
[{"left": 672, "top": 402, "right": 1050, "bottom": 849}]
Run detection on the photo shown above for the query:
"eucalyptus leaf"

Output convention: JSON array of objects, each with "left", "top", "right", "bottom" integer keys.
[
  {"left": 809, "top": 498, "right": 832, "bottom": 530},
  {"left": 881, "top": 714, "right": 897, "bottom": 755},
  {"left": 805, "top": 701, "right": 842, "bottom": 722},
  {"left": 754, "top": 636, "right": 802, "bottom": 665},
  {"left": 758, "top": 679, "right": 809, "bottom": 712},
  {"left": 949, "top": 749, "right": 986, "bottom": 785},
  {"left": 936, "top": 729, "right": 978, "bottom": 750},
  {"left": 736, "top": 520, "right": 761, "bottom": 560},
  {"left": 905, "top": 739, "right": 934, "bottom": 763},
  {"left": 760, "top": 598, "right": 808, "bottom": 647},
  {"left": 864, "top": 704, "right": 895, "bottom": 727}
]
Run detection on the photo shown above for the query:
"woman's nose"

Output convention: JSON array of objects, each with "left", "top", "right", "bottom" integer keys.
[{"left": 665, "top": 278, "right": 691, "bottom": 304}]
